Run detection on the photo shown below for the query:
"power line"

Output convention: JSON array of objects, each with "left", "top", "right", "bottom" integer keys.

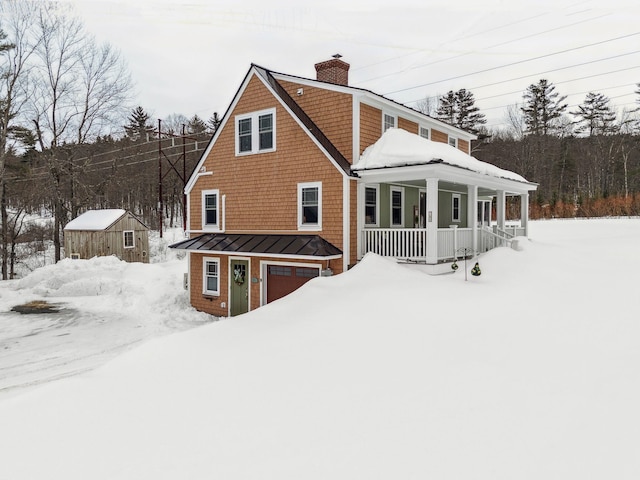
[
  {"left": 356, "top": 11, "right": 609, "bottom": 85},
  {"left": 404, "top": 51, "right": 640, "bottom": 106},
  {"left": 382, "top": 31, "right": 640, "bottom": 96}
]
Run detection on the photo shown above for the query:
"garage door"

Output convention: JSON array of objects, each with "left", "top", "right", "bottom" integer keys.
[{"left": 266, "top": 265, "right": 319, "bottom": 303}]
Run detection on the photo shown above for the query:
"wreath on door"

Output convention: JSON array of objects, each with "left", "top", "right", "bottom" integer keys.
[{"left": 233, "top": 266, "right": 246, "bottom": 286}]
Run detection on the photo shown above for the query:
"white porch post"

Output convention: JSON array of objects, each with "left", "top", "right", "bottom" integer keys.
[
  {"left": 520, "top": 193, "right": 529, "bottom": 237},
  {"left": 356, "top": 181, "right": 365, "bottom": 260},
  {"left": 425, "top": 178, "right": 439, "bottom": 264},
  {"left": 468, "top": 185, "right": 478, "bottom": 254},
  {"left": 496, "top": 189, "right": 506, "bottom": 231}
]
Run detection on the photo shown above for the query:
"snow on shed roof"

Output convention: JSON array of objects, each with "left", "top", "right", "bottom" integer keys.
[
  {"left": 352, "top": 128, "right": 528, "bottom": 183},
  {"left": 64, "top": 209, "right": 127, "bottom": 231}
]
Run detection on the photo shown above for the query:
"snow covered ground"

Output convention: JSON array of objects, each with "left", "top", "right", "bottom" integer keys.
[
  {"left": 0, "top": 218, "right": 639, "bottom": 479},
  {"left": 0, "top": 229, "right": 212, "bottom": 397}
]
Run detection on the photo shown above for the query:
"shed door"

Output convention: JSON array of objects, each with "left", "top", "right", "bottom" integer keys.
[{"left": 266, "top": 265, "right": 319, "bottom": 303}]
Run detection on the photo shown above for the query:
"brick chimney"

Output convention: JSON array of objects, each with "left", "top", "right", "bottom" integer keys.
[{"left": 315, "top": 55, "right": 349, "bottom": 86}]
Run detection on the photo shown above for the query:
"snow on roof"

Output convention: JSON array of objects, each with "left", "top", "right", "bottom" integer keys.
[
  {"left": 64, "top": 209, "right": 127, "bottom": 231},
  {"left": 352, "top": 128, "right": 527, "bottom": 183}
]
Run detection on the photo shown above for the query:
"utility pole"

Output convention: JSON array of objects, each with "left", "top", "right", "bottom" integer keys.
[{"left": 158, "top": 118, "right": 163, "bottom": 238}]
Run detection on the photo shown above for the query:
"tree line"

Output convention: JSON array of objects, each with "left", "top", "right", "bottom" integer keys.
[
  {"left": 422, "top": 81, "right": 640, "bottom": 219},
  {"left": 0, "top": 1, "right": 218, "bottom": 278}
]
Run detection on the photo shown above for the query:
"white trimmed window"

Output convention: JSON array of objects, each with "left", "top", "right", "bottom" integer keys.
[
  {"left": 448, "top": 136, "right": 458, "bottom": 148},
  {"left": 452, "top": 194, "right": 461, "bottom": 222},
  {"left": 203, "top": 257, "right": 220, "bottom": 296},
  {"left": 365, "top": 185, "right": 379, "bottom": 226},
  {"left": 202, "top": 189, "right": 220, "bottom": 230},
  {"left": 383, "top": 113, "right": 397, "bottom": 132},
  {"left": 298, "top": 182, "right": 322, "bottom": 231},
  {"left": 390, "top": 186, "right": 404, "bottom": 227},
  {"left": 123, "top": 230, "right": 134, "bottom": 248},
  {"left": 235, "top": 108, "right": 276, "bottom": 155},
  {"left": 419, "top": 126, "right": 430, "bottom": 140}
]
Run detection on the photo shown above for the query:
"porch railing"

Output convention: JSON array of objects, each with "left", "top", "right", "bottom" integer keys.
[
  {"left": 362, "top": 228, "right": 427, "bottom": 259},
  {"left": 362, "top": 228, "right": 474, "bottom": 262},
  {"left": 479, "top": 226, "right": 512, "bottom": 252},
  {"left": 362, "top": 225, "right": 526, "bottom": 262}
]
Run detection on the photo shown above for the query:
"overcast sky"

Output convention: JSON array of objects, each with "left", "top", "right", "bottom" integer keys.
[{"left": 67, "top": 0, "right": 640, "bottom": 132}]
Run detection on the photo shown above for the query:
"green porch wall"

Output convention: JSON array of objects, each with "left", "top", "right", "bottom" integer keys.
[
  {"left": 378, "top": 184, "right": 421, "bottom": 228},
  {"left": 438, "top": 191, "right": 468, "bottom": 228},
  {"left": 372, "top": 185, "right": 468, "bottom": 229}
]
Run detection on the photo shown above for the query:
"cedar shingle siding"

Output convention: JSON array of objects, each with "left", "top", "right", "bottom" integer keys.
[
  {"left": 188, "top": 74, "right": 349, "bottom": 317},
  {"left": 181, "top": 63, "right": 478, "bottom": 317}
]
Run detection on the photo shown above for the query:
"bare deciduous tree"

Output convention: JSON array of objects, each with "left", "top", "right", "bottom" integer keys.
[
  {"left": 0, "top": 0, "right": 40, "bottom": 279},
  {"left": 27, "top": 2, "right": 133, "bottom": 261},
  {"left": 414, "top": 95, "right": 437, "bottom": 117}
]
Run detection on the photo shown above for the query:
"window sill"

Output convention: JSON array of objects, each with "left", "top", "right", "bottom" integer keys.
[
  {"left": 298, "top": 225, "right": 321, "bottom": 232},
  {"left": 235, "top": 148, "right": 276, "bottom": 157}
]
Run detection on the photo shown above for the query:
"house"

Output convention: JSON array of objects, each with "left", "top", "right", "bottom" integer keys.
[
  {"left": 64, "top": 209, "right": 150, "bottom": 263},
  {"left": 170, "top": 57, "right": 537, "bottom": 317}
]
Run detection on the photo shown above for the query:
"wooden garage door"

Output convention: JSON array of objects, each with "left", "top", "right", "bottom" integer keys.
[{"left": 266, "top": 265, "right": 319, "bottom": 303}]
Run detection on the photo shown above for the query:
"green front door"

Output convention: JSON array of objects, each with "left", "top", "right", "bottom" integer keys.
[{"left": 230, "top": 259, "right": 249, "bottom": 317}]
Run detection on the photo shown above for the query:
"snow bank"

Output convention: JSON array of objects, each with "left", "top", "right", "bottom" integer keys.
[
  {"left": 0, "top": 229, "right": 211, "bottom": 397},
  {"left": 353, "top": 128, "right": 528, "bottom": 182},
  {"left": 0, "top": 219, "right": 639, "bottom": 479}
]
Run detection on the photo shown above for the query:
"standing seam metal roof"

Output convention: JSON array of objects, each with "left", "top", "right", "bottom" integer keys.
[{"left": 169, "top": 233, "right": 342, "bottom": 258}]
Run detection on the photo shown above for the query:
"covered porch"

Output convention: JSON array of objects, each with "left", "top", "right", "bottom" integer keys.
[{"left": 353, "top": 129, "right": 538, "bottom": 265}]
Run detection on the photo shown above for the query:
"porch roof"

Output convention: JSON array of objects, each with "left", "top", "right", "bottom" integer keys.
[
  {"left": 169, "top": 233, "right": 343, "bottom": 260},
  {"left": 352, "top": 128, "right": 537, "bottom": 193}
]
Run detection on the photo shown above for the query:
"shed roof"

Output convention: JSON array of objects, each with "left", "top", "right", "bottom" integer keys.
[
  {"left": 169, "top": 233, "right": 342, "bottom": 259},
  {"left": 64, "top": 209, "right": 127, "bottom": 231}
]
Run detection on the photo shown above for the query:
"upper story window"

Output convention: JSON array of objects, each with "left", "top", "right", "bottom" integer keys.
[
  {"left": 383, "top": 113, "right": 397, "bottom": 132},
  {"left": 298, "top": 182, "right": 322, "bottom": 231},
  {"left": 390, "top": 186, "right": 404, "bottom": 227},
  {"left": 202, "top": 189, "right": 220, "bottom": 230},
  {"left": 365, "top": 185, "right": 379, "bottom": 226},
  {"left": 452, "top": 193, "right": 461, "bottom": 222},
  {"left": 419, "top": 126, "right": 430, "bottom": 140},
  {"left": 235, "top": 108, "right": 276, "bottom": 155},
  {"left": 123, "top": 230, "right": 134, "bottom": 249},
  {"left": 448, "top": 136, "right": 458, "bottom": 148}
]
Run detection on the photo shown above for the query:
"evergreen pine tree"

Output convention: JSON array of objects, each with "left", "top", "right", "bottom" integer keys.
[
  {"left": 435, "top": 89, "right": 486, "bottom": 133},
  {"left": 521, "top": 79, "right": 567, "bottom": 136},
  {"left": 207, "top": 112, "right": 222, "bottom": 134},
  {"left": 187, "top": 114, "right": 207, "bottom": 134},
  {"left": 455, "top": 89, "right": 486, "bottom": 133},
  {"left": 572, "top": 92, "right": 617, "bottom": 136},
  {"left": 435, "top": 91, "right": 457, "bottom": 125},
  {"left": 124, "top": 106, "right": 155, "bottom": 141}
]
